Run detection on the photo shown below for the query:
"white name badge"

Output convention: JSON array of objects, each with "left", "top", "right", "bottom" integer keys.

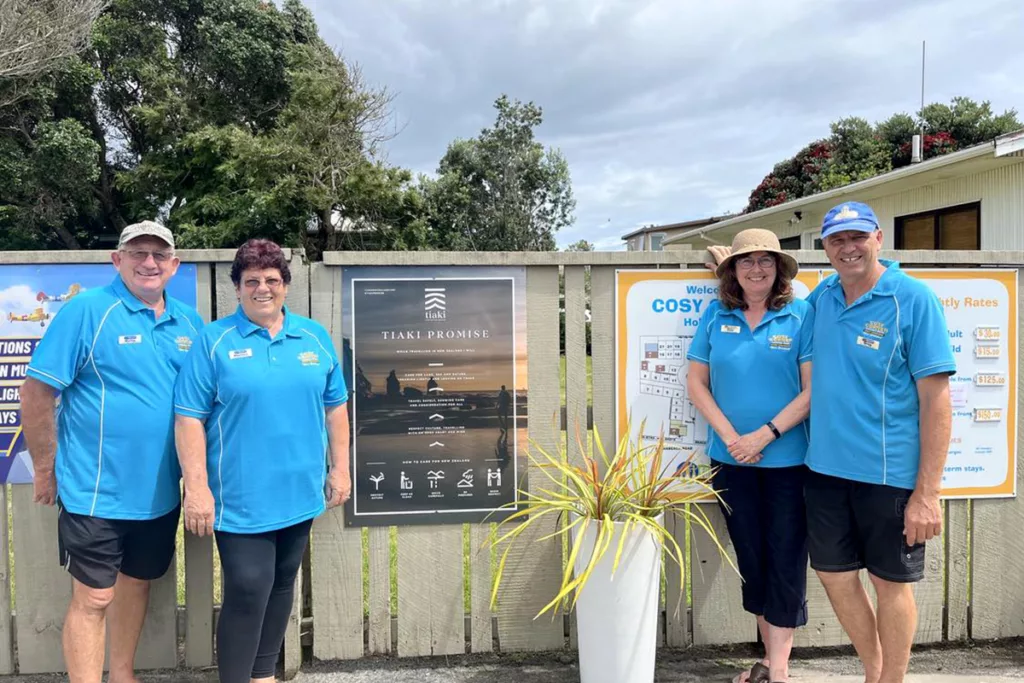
[
  {"left": 720, "top": 325, "right": 741, "bottom": 334},
  {"left": 228, "top": 349, "right": 253, "bottom": 360},
  {"left": 118, "top": 334, "right": 143, "bottom": 345},
  {"left": 856, "top": 335, "right": 879, "bottom": 350}
]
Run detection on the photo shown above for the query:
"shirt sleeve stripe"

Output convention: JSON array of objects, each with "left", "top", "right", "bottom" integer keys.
[
  {"left": 686, "top": 354, "right": 710, "bottom": 363},
  {"left": 324, "top": 396, "right": 349, "bottom": 406},
  {"left": 912, "top": 361, "right": 957, "bottom": 378},
  {"left": 798, "top": 353, "right": 813, "bottom": 362},
  {"left": 174, "top": 404, "right": 211, "bottom": 416},
  {"left": 26, "top": 367, "right": 70, "bottom": 388}
]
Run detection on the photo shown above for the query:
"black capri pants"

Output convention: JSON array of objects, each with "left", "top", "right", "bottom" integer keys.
[
  {"left": 710, "top": 460, "right": 809, "bottom": 629},
  {"left": 215, "top": 518, "right": 313, "bottom": 683}
]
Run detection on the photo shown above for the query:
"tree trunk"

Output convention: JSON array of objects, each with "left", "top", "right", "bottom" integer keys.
[
  {"left": 53, "top": 222, "right": 82, "bottom": 249},
  {"left": 87, "top": 103, "right": 126, "bottom": 232}
]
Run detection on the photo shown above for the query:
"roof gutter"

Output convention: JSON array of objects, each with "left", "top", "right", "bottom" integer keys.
[
  {"left": 995, "top": 129, "right": 1024, "bottom": 157},
  {"left": 664, "top": 138, "right": 998, "bottom": 245}
]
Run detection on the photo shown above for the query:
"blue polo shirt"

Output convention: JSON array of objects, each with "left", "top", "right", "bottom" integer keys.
[
  {"left": 173, "top": 306, "right": 348, "bottom": 534},
  {"left": 686, "top": 298, "right": 814, "bottom": 467},
  {"left": 26, "top": 275, "right": 204, "bottom": 520},
  {"left": 806, "top": 260, "right": 956, "bottom": 489}
]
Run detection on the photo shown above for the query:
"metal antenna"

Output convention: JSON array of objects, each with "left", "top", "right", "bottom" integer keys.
[{"left": 920, "top": 40, "right": 926, "bottom": 140}]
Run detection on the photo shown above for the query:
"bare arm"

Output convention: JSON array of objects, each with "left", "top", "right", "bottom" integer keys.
[
  {"left": 904, "top": 373, "right": 951, "bottom": 545},
  {"left": 325, "top": 404, "right": 351, "bottom": 507},
  {"left": 686, "top": 361, "right": 740, "bottom": 446},
  {"left": 20, "top": 378, "right": 59, "bottom": 504},
  {"left": 326, "top": 404, "right": 350, "bottom": 471},
  {"left": 174, "top": 414, "right": 215, "bottom": 536},
  {"left": 914, "top": 374, "right": 951, "bottom": 497},
  {"left": 768, "top": 361, "right": 812, "bottom": 433}
]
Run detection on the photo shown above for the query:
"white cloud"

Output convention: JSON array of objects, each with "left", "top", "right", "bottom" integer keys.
[
  {"left": 302, "top": 0, "right": 1024, "bottom": 251},
  {"left": 0, "top": 285, "right": 37, "bottom": 314}
]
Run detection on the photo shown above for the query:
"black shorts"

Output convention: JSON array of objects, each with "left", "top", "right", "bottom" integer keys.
[
  {"left": 804, "top": 469, "right": 925, "bottom": 583},
  {"left": 710, "top": 461, "right": 808, "bottom": 628},
  {"left": 57, "top": 500, "right": 180, "bottom": 589}
]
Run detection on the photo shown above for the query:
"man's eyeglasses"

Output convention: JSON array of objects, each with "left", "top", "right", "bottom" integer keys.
[
  {"left": 243, "top": 278, "right": 284, "bottom": 289},
  {"left": 736, "top": 256, "right": 776, "bottom": 270},
  {"left": 122, "top": 249, "right": 174, "bottom": 263}
]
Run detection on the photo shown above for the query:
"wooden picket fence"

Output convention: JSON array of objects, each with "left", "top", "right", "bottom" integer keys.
[{"left": 0, "top": 248, "right": 1022, "bottom": 677}]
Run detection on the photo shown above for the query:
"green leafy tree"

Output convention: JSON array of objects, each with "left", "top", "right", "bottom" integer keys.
[
  {"left": 746, "top": 97, "right": 1020, "bottom": 212},
  {"left": 816, "top": 117, "right": 892, "bottom": 191},
  {"left": 565, "top": 239, "right": 594, "bottom": 251},
  {"left": 1, "top": 0, "right": 426, "bottom": 256},
  {"left": 0, "top": 60, "right": 104, "bottom": 249},
  {"left": 424, "top": 95, "right": 575, "bottom": 251}
]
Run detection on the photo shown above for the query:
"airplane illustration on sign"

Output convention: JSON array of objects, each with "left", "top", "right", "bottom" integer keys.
[
  {"left": 6, "top": 308, "right": 51, "bottom": 327},
  {"left": 36, "top": 283, "right": 82, "bottom": 303}
]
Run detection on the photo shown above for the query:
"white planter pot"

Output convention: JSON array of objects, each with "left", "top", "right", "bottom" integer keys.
[{"left": 570, "top": 513, "right": 663, "bottom": 683}]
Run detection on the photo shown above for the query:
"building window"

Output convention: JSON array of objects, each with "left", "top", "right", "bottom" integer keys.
[
  {"left": 649, "top": 233, "right": 666, "bottom": 251},
  {"left": 801, "top": 231, "right": 823, "bottom": 249},
  {"left": 895, "top": 202, "right": 980, "bottom": 250},
  {"left": 778, "top": 236, "right": 800, "bottom": 249}
]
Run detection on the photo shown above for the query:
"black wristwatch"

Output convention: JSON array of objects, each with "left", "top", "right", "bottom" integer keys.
[{"left": 766, "top": 421, "right": 782, "bottom": 440}]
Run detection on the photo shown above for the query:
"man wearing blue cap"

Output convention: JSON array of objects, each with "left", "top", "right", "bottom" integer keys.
[
  {"left": 20, "top": 221, "right": 204, "bottom": 683},
  {"left": 802, "top": 201, "right": 954, "bottom": 683},
  {"left": 705, "top": 201, "right": 955, "bottom": 683}
]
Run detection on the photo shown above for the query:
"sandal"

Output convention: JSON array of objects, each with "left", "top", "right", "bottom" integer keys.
[{"left": 731, "top": 662, "right": 770, "bottom": 683}]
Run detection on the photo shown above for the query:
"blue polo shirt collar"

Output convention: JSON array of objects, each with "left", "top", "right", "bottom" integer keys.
[
  {"left": 719, "top": 304, "right": 790, "bottom": 330},
  {"left": 827, "top": 259, "right": 902, "bottom": 307},
  {"left": 232, "top": 305, "right": 304, "bottom": 339},
  {"left": 110, "top": 274, "right": 181, "bottom": 323},
  {"left": 110, "top": 274, "right": 149, "bottom": 313}
]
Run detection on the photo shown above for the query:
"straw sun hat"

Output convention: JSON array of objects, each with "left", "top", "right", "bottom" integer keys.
[{"left": 714, "top": 228, "right": 799, "bottom": 280}]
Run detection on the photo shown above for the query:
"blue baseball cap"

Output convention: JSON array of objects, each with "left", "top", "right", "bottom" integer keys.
[{"left": 820, "top": 201, "right": 879, "bottom": 240}]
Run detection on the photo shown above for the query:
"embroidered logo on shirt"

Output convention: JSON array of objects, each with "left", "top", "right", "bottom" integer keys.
[
  {"left": 856, "top": 335, "right": 880, "bottom": 350},
  {"left": 862, "top": 321, "right": 888, "bottom": 338},
  {"left": 118, "top": 334, "right": 143, "bottom": 345},
  {"left": 298, "top": 351, "right": 320, "bottom": 366},
  {"left": 720, "top": 324, "right": 741, "bottom": 334},
  {"left": 176, "top": 336, "right": 193, "bottom": 352},
  {"left": 769, "top": 334, "right": 792, "bottom": 350},
  {"left": 228, "top": 349, "right": 253, "bottom": 360}
]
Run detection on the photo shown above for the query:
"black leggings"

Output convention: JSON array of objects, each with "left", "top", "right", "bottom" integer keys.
[{"left": 215, "top": 518, "right": 312, "bottom": 683}]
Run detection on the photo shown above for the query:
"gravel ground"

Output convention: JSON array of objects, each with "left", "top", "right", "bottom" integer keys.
[{"left": 4, "top": 639, "right": 1023, "bottom": 682}]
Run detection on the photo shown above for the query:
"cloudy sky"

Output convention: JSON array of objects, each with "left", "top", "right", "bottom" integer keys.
[{"left": 303, "top": 0, "right": 1024, "bottom": 250}]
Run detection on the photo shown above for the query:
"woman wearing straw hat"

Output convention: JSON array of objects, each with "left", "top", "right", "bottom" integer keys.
[{"left": 686, "top": 228, "right": 813, "bottom": 683}]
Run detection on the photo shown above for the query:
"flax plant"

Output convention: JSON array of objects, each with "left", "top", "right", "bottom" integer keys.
[{"left": 487, "top": 419, "right": 738, "bottom": 618}]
